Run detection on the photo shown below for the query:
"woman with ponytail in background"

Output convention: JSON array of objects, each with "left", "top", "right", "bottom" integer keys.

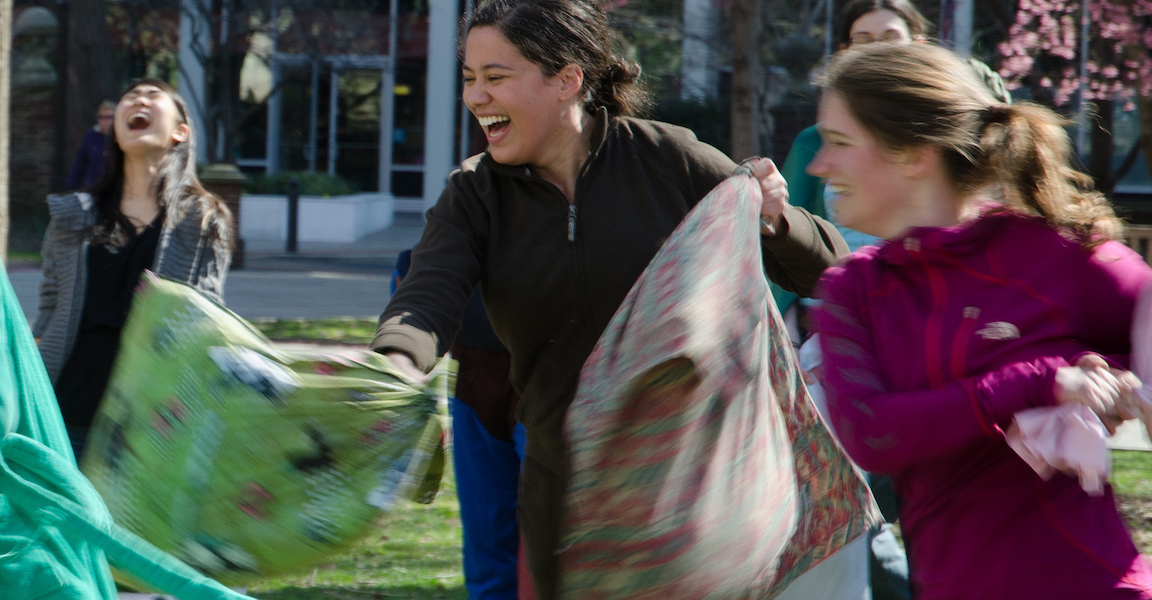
[
  {"left": 35, "top": 79, "right": 232, "bottom": 459},
  {"left": 810, "top": 42, "right": 1152, "bottom": 599},
  {"left": 373, "top": 1, "right": 847, "bottom": 597}
]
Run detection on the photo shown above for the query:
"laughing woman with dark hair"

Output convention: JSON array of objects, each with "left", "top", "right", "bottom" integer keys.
[
  {"left": 35, "top": 79, "right": 232, "bottom": 458},
  {"left": 373, "top": 1, "right": 848, "bottom": 598}
]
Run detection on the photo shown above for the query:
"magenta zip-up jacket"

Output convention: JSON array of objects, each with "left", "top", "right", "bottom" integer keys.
[{"left": 814, "top": 208, "right": 1152, "bottom": 600}]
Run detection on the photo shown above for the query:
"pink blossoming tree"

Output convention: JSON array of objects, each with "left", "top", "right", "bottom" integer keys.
[{"left": 999, "top": 0, "right": 1152, "bottom": 194}]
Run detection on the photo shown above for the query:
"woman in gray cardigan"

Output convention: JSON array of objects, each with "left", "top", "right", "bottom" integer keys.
[{"left": 34, "top": 79, "right": 232, "bottom": 457}]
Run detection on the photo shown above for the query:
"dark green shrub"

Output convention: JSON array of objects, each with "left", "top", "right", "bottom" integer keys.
[{"left": 244, "top": 171, "right": 360, "bottom": 197}]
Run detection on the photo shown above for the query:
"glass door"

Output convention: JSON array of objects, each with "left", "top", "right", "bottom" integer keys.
[
  {"left": 275, "top": 60, "right": 329, "bottom": 174},
  {"left": 268, "top": 55, "right": 394, "bottom": 193},
  {"left": 331, "top": 68, "right": 383, "bottom": 192}
]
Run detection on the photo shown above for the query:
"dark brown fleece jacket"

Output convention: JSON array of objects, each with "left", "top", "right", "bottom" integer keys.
[
  {"left": 374, "top": 109, "right": 846, "bottom": 471},
  {"left": 372, "top": 110, "right": 847, "bottom": 597}
]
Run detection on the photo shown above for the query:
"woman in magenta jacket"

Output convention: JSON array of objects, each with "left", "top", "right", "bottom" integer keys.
[{"left": 810, "top": 42, "right": 1152, "bottom": 599}]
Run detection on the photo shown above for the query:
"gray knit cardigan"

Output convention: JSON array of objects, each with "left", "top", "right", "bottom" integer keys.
[{"left": 33, "top": 193, "right": 232, "bottom": 382}]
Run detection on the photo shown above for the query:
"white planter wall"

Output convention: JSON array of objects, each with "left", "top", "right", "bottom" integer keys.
[{"left": 240, "top": 193, "right": 395, "bottom": 243}]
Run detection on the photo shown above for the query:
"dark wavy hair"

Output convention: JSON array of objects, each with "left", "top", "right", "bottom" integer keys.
[
  {"left": 461, "top": 0, "right": 649, "bottom": 117},
  {"left": 89, "top": 78, "right": 230, "bottom": 247},
  {"left": 835, "top": 0, "right": 930, "bottom": 47}
]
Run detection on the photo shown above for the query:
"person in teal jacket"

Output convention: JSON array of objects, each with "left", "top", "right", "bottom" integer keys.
[
  {"left": 0, "top": 260, "right": 251, "bottom": 600},
  {"left": 775, "top": 2, "right": 998, "bottom": 598},
  {"left": 776, "top": 0, "right": 1011, "bottom": 341}
]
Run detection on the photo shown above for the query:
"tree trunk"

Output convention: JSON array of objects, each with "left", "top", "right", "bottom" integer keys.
[
  {"left": 729, "top": 0, "right": 762, "bottom": 160},
  {"left": 681, "top": 0, "right": 716, "bottom": 101},
  {"left": 202, "top": 0, "right": 239, "bottom": 164},
  {"left": 1088, "top": 99, "right": 1115, "bottom": 196},
  {"left": 1139, "top": 94, "right": 1152, "bottom": 197},
  {"left": 0, "top": 0, "right": 10, "bottom": 259},
  {"left": 212, "top": 1, "right": 238, "bottom": 164},
  {"left": 66, "top": 0, "right": 114, "bottom": 167}
]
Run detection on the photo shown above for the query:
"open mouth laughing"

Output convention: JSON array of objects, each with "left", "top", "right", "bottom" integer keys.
[
  {"left": 476, "top": 114, "right": 510, "bottom": 140},
  {"left": 127, "top": 110, "right": 153, "bottom": 131}
]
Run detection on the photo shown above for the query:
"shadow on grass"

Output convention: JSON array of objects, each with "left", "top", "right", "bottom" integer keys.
[{"left": 252, "top": 583, "right": 466, "bottom": 599}]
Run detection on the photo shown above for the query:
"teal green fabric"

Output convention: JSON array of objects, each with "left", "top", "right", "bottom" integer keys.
[
  {"left": 775, "top": 125, "right": 826, "bottom": 315},
  {"left": 779, "top": 126, "right": 826, "bottom": 220},
  {"left": 0, "top": 262, "right": 76, "bottom": 465},
  {"left": 0, "top": 259, "right": 116, "bottom": 600},
  {"left": 83, "top": 272, "right": 450, "bottom": 587},
  {"left": 0, "top": 261, "right": 251, "bottom": 600}
]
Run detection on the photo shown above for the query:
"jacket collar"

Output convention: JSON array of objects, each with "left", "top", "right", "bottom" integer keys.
[{"left": 876, "top": 204, "right": 1028, "bottom": 266}]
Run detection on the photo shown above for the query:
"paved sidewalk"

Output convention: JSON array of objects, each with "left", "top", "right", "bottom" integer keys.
[
  {"left": 8, "top": 213, "right": 427, "bottom": 322},
  {"left": 1110, "top": 420, "right": 1152, "bottom": 451},
  {"left": 10, "top": 265, "right": 396, "bottom": 322},
  {"left": 240, "top": 212, "right": 426, "bottom": 273}
]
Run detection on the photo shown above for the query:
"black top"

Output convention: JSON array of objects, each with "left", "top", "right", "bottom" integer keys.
[{"left": 56, "top": 214, "right": 162, "bottom": 431}]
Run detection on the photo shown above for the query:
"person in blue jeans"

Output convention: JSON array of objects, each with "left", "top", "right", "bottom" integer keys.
[{"left": 393, "top": 249, "right": 528, "bottom": 600}]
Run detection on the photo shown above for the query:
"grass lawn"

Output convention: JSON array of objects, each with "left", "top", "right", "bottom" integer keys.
[
  {"left": 240, "top": 318, "right": 1152, "bottom": 596},
  {"left": 247, "top": 460, "right": 466, "bottom": 599},
  {"left": 250, "top": 318, "right": 380, "bottom": 345},
  {"left": 244, "top": 451, "right": 1152, "bottom": 599},
  {"left": 1113, "top": 450, "right": 1152, "bottom": 556},
  {"left": 6, "top": 249, "right": 41, "bottom": 266},
  {"left": 244, "top": 317, "right": 466, "bottom": 599},
  {"left": 241, "top": 451, "right": 1152, "bottom": 598}
]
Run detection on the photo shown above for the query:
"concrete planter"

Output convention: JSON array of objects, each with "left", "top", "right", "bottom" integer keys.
[{"left": 240, "top": 192, "right": 394, "bottom": 243}]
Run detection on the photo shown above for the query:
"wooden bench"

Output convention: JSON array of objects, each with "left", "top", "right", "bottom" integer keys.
[{"left": 1126, "top": 225, "right": 1152, "bottom": 264}]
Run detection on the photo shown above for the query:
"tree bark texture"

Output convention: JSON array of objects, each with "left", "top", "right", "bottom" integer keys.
[
  {"left": 729, "top": 0, "right": 762, "bottom": 161},
  {"left": 1139, "top": 95, "right": 1152, "bottom": 194},
  {"left": 1088, "top": 99, "right": 1115, "bottom": 196},
  {"left": 66, "top": 0, "right": 115, "bottom": 167},
  {"left": 210, "top": 0, "right": 239, "bottom": 164},
  {"left": 1136, "top": 65, "right": 1152, "bottom": 193},
  {"left": 0, "top": 0, "right": 10, "bottom": 258}
]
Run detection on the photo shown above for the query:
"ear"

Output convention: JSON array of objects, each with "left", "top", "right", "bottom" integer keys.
[
  {"left": 171, "top": 123, "right": 190, "bottom": 145},
  {"left": 898, "top": 145, "right": 942, "bottom": 179},
  {"left": 556, "top": 64, "right": 584, "bottom": 102}
]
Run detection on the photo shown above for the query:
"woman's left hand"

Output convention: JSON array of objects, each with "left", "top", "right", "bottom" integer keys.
[
  {"left": 1056, "top": 353, "right": 1149, "bottom": 435},
  {"left": 746, "top": 157, "right": 790, "bottom": 236},
  {"left": 1074, "top": 354, "right": 1152, "bottom": 441},
  {"left": 1074, "top": 354, "right": 1144, "bottom": 420}
]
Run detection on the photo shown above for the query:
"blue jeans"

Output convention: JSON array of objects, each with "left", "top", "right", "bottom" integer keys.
[
  {"left": 452, "top": 398, "right": 527, "bottom": 600},
  {"left": 868, "top": 474, "right": 911, "bottom": 600}
]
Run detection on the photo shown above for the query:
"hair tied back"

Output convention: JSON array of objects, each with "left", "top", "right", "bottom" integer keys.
[
  {"left": 607, "top": 56, "right": 641, "bottom": 85},
  {"left": 980, "top": 103, "right": 1012, "bottom": 127}
]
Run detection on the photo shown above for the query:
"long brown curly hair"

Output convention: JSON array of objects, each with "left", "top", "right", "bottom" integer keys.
[{"left": 817, "top": 43, "right": 1122, "bottom": 246}]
